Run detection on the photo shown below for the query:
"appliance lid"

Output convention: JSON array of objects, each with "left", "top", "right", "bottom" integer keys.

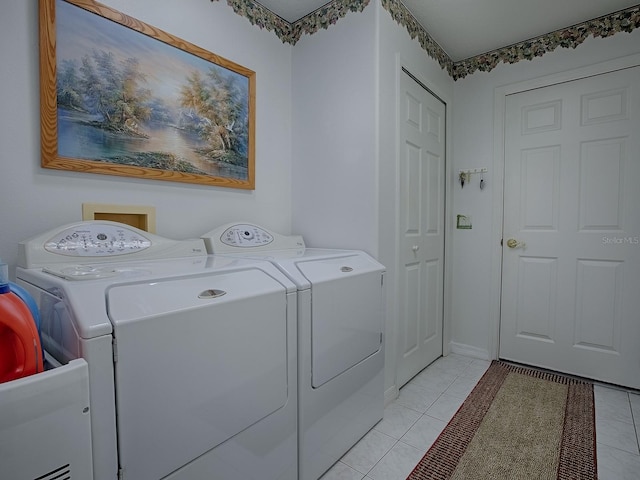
[
  {"left": 280, "top": 250, "right": 384, "bottom": 289},
  {"left": 107, "top": 267, "right": 288, "bottom": 325}
]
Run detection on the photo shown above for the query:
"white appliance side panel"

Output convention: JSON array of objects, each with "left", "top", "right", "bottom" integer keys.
[
  {"left": 108, "top": 272, "right": 289, "bottom": 480},
  {"left": 297, "top": 258, "right": 384, "bottom": 388},
  {"left": 0, "top": 359, "right": 93, "bottom": 480},
  {"left": 17, "top": 281, "right": 119, "bottom": 480}
]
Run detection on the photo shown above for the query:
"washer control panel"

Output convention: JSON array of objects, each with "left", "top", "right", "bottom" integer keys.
[
  {"left": 44, "top": 223, "right": 151, "bottom": 257},
  {"left": 220, "top": 224, "right": 274, "bottom": 248},
  {"left": 18, "top": 221, "right": 206, "bottom": 269}
]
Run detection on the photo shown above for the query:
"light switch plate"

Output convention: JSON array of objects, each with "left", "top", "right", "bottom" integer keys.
[{"left": 456, "top": 214, "right": 472, "bottom": 229}]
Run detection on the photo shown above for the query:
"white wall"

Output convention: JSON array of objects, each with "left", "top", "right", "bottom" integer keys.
[
  {"left": 291, "top": 3, "right": 378, "bottom": 253},
  {"left": 0, "top": 0, "right": 293, "bottom": 276},
  {"left": 450, "top": 29, "right": 640, "bottom": 359}
]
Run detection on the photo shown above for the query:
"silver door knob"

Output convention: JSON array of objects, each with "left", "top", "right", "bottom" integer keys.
[{"left": 412, "top": 245, "right": 420, "bottom": 252}]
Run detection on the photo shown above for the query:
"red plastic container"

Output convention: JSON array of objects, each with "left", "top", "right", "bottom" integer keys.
[{"left": 0, "top": 289, "right": 44, "bottom": 383}]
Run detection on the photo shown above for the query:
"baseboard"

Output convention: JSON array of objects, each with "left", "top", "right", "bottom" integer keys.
[
  {"left": 449, "top": 342, "right": 491, "bottom": 361},
  {"left": 386, "top": 344, "right": 490, "bottom": 407},
  {"left": 384, "top": 385, "right": 398, "bottom": 407}
]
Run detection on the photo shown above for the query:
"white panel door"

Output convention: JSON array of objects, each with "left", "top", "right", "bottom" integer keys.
[
  {"left": 500, "top": 66, "right": 640, "bottom": 389},
  {"left": 397, "top": 70, "right": 445, "bottom": 388}
]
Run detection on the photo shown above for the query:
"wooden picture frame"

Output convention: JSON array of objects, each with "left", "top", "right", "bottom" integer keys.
[{"left": 39, "top": 0, "right": 256, "bottom": 189}]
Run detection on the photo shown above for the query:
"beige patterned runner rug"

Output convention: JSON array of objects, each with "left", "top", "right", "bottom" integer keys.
[{"left": 407, "top": 361, "right": 597, "bottom": 479}]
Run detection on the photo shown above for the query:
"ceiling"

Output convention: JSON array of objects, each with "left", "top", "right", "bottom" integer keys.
[{"left": 255, "top": 0, "right": 639, "bottom": 61}]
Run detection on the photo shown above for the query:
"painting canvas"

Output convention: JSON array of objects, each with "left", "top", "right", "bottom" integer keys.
[{"left": 40, "top": 0, "right": 256, "bottom": 189}]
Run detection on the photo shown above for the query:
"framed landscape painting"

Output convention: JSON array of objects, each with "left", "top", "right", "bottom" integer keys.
[{"left": 39, "top": 0, "right": 256, "bottom": 189}]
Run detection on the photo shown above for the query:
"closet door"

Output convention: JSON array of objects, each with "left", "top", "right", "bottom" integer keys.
[{"left": 396, "top": 69, "right": 446, "bottom": 387}]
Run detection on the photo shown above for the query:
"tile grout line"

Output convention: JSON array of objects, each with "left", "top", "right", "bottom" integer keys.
[
  {"left": 365, "top": 365, "right": 471, "bottom": 478},
  {"left": 628, "top": 393, "right": 640, "bottom": 455}
]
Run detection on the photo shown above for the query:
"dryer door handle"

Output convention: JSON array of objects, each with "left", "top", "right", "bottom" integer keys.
[{"left": 198, "top": 289, "right": 227, "bottom": 299}]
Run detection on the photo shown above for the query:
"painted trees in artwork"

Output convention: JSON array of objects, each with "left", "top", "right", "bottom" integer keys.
[
  {"left": 56, "top": 48, "right": 249, "bottom": 167},
  {"left": 58, "top": 50, "right": 151, "bottom": 136},
  {"left": 179, "top": 69, "right": 248, "bottom": 165}
]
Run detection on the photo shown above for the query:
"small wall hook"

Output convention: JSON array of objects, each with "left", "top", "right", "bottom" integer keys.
[{"left": 459, "top": 168, "right": 488, "bottom": 190}]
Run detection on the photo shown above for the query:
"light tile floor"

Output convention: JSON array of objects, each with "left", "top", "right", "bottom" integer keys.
[{"left": 320, "top": 354, "right": 640, "bottom": 480}]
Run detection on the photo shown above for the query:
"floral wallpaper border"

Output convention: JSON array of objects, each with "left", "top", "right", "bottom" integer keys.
[
  {"left": 213, "top": 0, "right": 370, "bottom": 45},
  {"left": 449, "top": 4, "right": 640, "bottom": 79},
  {"left": 214, "top": 0, "right": 640, "bottom": 80},
  {"left": 380, "top": 0, "right": 454, "bottom": 75}
]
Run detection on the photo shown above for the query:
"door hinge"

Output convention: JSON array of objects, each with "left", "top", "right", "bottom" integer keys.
[
  {"left": 118, "top": 467, "right": 124, "bottom": 480},
  {"left": 112, "top": 338, "right": 118, "bottom": 363},
  {"left": 500, "top": 238, "right": 503, "bottom": 246}
]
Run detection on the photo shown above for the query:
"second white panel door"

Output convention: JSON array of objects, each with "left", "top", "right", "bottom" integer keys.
[{"left": 396, "top": 69, "right": 446, "bottom": 388}]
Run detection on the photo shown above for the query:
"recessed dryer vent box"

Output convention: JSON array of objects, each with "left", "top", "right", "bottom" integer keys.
[{"left": 82, "top": 203, "right": 156, "bottom": 233}]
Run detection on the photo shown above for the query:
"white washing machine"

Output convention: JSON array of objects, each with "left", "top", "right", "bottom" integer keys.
[
  {"left": 15, "top": 221, "right": 298, "bottom": 480},
  {"left": 201, "top": 223, "right": 385, "bottom": 480}
]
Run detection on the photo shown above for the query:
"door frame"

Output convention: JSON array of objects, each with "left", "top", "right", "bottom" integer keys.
[
  {"left": 488, "top": 53, "right": 640, "bottom": 359},
  {"left": 393, "top": 57, "right": 454, "bottom": 391}
]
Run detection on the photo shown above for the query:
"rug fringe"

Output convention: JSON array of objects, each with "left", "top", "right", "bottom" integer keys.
[{"left": 495, "top": 360, "right": 592, "bottom": 386}]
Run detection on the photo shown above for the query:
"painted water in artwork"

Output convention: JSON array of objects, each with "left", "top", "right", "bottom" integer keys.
[{"left": 55, "top": 0, "right": 250, "bottom": 180}]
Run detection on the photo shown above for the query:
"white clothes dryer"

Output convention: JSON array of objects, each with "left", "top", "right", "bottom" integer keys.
[
  {"left": 16, "top": 221, "right": 298, "bottom": 480},
  {"left": 201, "top": 223, "right": 385, "bottom": 480}
]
